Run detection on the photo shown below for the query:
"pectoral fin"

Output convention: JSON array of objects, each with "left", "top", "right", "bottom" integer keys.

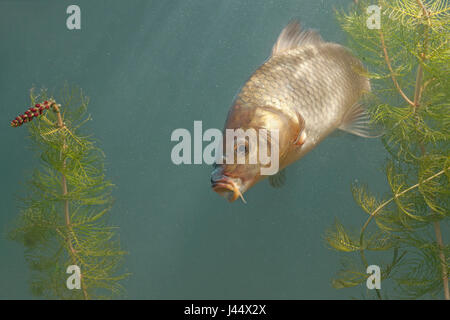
[
  {"left": 293, "top": 110, "right": 307, "bottom": 146},
  {"left": 269, "top": 169, "right": 286, "bottom": 188}
]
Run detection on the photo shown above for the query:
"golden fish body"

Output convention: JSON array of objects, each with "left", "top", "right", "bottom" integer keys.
[{"left": 211, "top": 21, "right": 371, "bottom": 202}]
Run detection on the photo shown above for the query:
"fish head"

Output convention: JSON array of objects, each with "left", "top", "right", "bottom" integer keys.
[{"left": 211, "top": 103, "right": 302, "bottom": 203}]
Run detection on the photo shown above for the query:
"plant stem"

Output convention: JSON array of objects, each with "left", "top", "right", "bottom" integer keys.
[
  {"left": 378, "top": 30, "right": 415, "bottom": 107},
  {"left": 413, "top": 64, "right": 424, "bottom": 108},
  {"left": 359, "top": 167, "right": 447, "bottom": 244},
  {"left": 413, "top": 0, "right": 431, "bottom": 109},
  {"left": 54, "top": 104, "right": 89, "bottom": 300},
  {"left": 433, "top": 221, "right": 450, "bottom": 300}
]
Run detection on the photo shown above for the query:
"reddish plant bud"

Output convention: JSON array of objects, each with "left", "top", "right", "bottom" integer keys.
[{"left": 11, "top": 100, "right": 58, "bottom": 128}]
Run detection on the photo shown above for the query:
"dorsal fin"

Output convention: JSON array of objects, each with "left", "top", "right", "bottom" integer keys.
[{"left": 272, "top": 20, "right": 323, "bottom": 56}]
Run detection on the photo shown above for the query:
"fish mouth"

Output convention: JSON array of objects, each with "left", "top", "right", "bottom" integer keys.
[{"left": 211, "top": 178, "right": 247, "bottom": 203}]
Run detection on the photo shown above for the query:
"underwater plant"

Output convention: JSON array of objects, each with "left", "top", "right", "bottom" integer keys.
[
  {"left": 325, "top": 0, "right": 449, "bottom": 299},
  {"left": 9, "top": 86, "right": 129, "bottom": 299}
]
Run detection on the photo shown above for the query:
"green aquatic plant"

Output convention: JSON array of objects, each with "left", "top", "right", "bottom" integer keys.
[
  {"left": 9, "top": 86, "right": 129, "bottom": 299},
  {"left": 325, "top": 0, "right": 449, "bottom": 299}
]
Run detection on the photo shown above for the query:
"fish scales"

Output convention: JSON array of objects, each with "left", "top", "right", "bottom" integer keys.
[{"left": 237, "top": 43, "right": 368, "bottom": 143}]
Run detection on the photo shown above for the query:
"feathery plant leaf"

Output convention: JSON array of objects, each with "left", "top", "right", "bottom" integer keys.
[
  {"left": 326, "top": 0, "right": 449, "bottom": 299},
  {"left": 9, "top": 85, "right": 129, "bottom": 299}
]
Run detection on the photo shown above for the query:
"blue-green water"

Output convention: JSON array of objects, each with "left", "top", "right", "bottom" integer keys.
[{"left": 0, "top": 0, "right": 389, "bottom": 299}]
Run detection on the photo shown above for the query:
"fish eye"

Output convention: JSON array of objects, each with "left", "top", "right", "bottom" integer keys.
[{"left": 235, "top": 143, "right": 248, "bottom": 155}]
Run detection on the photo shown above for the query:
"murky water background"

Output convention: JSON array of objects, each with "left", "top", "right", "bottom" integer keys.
[{"left": 0, "top": 0, "right": 388, "bottom": 299}]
